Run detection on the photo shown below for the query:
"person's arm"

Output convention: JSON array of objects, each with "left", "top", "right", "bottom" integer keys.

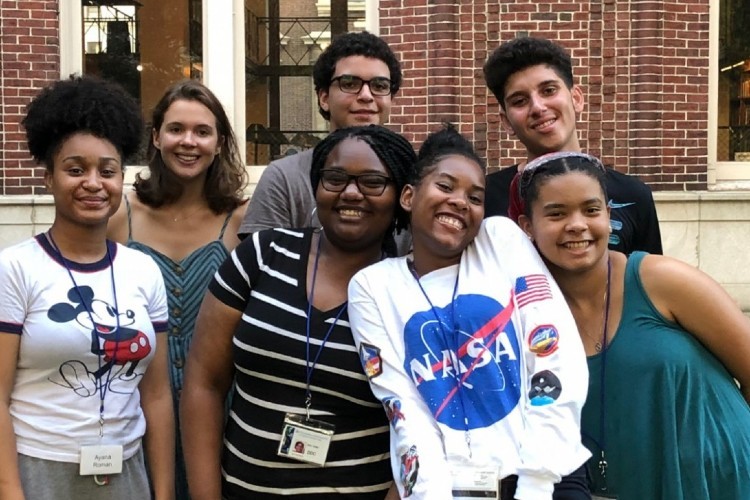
[
  {"left": 139, "top": 331, "right": 175, "bottom": 500},
  {"left": 489, "top": 218, "right": 590, "bottom": 499},
  {"left": 239, "top": 160, "right": 294, "bottom": 238},
  {"left": 348, "top": 271, "right": 453, "bottom": 500},
  {"left": 634, "top": 183, "right": 663, "bottom": 255},
  {"left": 180, "top": 292, "right": 239, "bottom": 500},
  {"left": 0, "top": 334, "right": 24, "bottom": 500},
  {"left": 640, "top": 254, "right": 750, "bottom": 402}
]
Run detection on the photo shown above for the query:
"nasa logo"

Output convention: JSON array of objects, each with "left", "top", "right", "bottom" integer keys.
[
  {"left": 403, "top": 294, "right": 521, "bottom": 430},
  {"left": 528, "top": 325, "right": 559, "bottom": 357},
  {"left": 359, "top": 342, "right": 383, "bottom": 379},
  {"left": 528, "top": 370, "right": 562, "bottom": 406}
]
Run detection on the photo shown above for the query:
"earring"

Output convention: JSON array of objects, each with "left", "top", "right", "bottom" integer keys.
[{"left": 609, "top": 225, "right": 613, "bottom": 234}]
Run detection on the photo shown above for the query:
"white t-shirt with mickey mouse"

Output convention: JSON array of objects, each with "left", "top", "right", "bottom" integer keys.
[{"left": 0, "top": 234, "right": 168, "bottom": 463}]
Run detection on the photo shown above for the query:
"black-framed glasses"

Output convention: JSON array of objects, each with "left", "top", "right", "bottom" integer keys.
[
  {"left": 319, "top": 169, "right": 393, "bottom": 196},
  {"left": 518, "top": 151, "right": 606, "bottom": 200},
  {"left": 330, "top": 75, "right": 393, "bottom": 96}
]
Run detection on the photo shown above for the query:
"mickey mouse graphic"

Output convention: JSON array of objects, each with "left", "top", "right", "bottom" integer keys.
[{"left": 48, "top": 285, "right": 151, "bottom": 396}]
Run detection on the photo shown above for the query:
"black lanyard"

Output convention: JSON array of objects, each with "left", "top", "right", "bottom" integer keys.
[{"left": 47, "top": 232, "right": 121, "bottom": 436}]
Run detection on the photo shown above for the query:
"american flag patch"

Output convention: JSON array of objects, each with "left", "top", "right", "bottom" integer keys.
[{"left": 514, "top": 274, "right": 553, "bottom": 307}]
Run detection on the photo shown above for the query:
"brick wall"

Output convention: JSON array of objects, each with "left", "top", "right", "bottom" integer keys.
[
  {"left": 0, "top": 0, "right": 713, "bottom": 194},
  {"left": 0, "top": 0, "right": 59, "bottom": 195},
  {"left": 380, "top": 0, "right": 710, "bottom": 190}
]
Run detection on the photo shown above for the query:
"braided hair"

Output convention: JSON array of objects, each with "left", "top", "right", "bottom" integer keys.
[
  {"left": 22, "top": 75, "right": 143, "bottom": 171},
  {"left": 311, "top": 125, "right": 417, "bottom": 253},
  {"left": 413, "top": 123, "right": 485, "bottom": 184}
]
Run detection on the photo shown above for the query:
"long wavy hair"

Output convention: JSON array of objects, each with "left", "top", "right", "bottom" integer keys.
[{"left": 135, "top": 79, "right": 247, "bottom": 213}]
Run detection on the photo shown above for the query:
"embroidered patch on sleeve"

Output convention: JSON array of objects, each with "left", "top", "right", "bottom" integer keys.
[
  {"left": 528, "top": 325, "right": 560, "bottom": 357},
  {"left": 359, "top": 342, "right": 383, "bottom": 379},
  {"left": 383, "top": 396, "right": 405, "bottom": 427},
  {"left": 400, "top": 445, "right": 420, "bottom": 497},
  {"left": 514, "top": 274, "right": 553, "bottom": 308},
  {"left": 528, "top": 370, "right": 562, "bottom": 406}
]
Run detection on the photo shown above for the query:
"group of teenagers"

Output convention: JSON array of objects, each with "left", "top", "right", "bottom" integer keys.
[{"left": 1, "top": 29, "right": 749, "bottom": 500}]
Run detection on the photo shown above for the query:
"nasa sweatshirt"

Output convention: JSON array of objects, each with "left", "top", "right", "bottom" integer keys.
[{"left": 348, "top": 217, "right": 591, "bottom": 500}]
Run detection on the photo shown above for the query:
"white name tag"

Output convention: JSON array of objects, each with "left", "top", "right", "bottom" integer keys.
[
  {"left": 277, "top": 413, "right": 335, "bottom": 466},
  {"left": 451, "top": 465, "right": 499, "bottom": 499},
  {"left": 79, "top": 445, "right": 123, "bottom": 476}
]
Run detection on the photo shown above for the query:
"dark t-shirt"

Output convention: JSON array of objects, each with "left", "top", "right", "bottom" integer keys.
[{"left": 484, "top": 164, "right": 663, "bottom": 255}]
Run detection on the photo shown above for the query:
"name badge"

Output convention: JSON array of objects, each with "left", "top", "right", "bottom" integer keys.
[
  {"left": 79, "top": 445, "right": 123, "bottom": 476},
  {"left": 277, "top": 413, "right": 335, "bottom": 466},
  {"left": 451, "top": 465, "right": 499, "bottom": 499}
]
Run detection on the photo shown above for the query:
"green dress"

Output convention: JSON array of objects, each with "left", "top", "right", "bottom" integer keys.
[
  {"left": 583, "top": 251, "right": 750, "bottom": 499},
  {"left": 125, "top": 198, "right": 233, "bottom": 500}
]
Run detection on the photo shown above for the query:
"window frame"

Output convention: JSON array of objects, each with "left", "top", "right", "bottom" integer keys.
[
  {"left": 60, "top": 0, "right": 380, "bottom": 167},
  {"left": 709, "top": 0, "right": 750, "bottom": 188}
]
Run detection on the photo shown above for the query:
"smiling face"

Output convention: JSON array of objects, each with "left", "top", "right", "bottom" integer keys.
[
  {"left": 315, "top": 137, "right": 397, "bottom": 251},
  {"left": 152, "top": 98, "right": 222, "bottom": 182},
  {"left": 500, "top": 64, "right": 584, "bottom": 161},
  {"left": 45, "top": 132, "right": 123, "bottom": 229},
  {"left": 519, "top": 171, "right": 610, "bottom": 274},
  {"left": 318, "top": 55, "right": 393, "bottom": 131},
  {"left": 402, "top": 155, "right": 485, "bottom": 274}
]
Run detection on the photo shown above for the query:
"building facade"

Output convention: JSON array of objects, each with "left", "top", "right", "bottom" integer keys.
[{"left": 2, "top": 0, "right": 750, "bottom": 308}]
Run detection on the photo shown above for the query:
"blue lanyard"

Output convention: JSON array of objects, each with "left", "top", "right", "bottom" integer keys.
[
  {"left": 407, "top": 260, "right": 473, "bottom": 455},
  {"left": 47, "top": 232, "right": 121, "bottom": 436},
  {"left": 304, "top": 233, "right": 347, "bottom": 418}
]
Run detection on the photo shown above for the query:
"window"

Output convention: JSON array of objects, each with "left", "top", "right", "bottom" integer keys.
[
  {"left": 61, "top": 0, "right": 371, "bottom": 166},
  {"left": 711, "top": 0, "right": 750, "bottom": 186},
  {"left": 244, "top": 1, "right": 367, "bottom": 164}
]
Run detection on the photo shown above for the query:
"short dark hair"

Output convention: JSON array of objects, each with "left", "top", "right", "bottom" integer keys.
[
  {"left": 135, "top": 79, "right": 247, "bottom": 213},
  {"left": 413, "top": 123, "right": 485, "bottom": 184},
  {"left": 22, "top": 75, "right": 143, "bottom": 172},
  {"left": 484, "top": 37, "right": 574, "bottom": 110},
  {"left": 313, "top": 31, "right": 402, "bottom": 121},
  {"left": 310, "top": 125, "right": 416, "bottom": 245}
]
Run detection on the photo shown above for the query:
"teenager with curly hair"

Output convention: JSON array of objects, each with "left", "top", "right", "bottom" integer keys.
[
  {"left": 0, "top": 75, "right": 174, "bottom": 499},
  {"left": 181, "top": 125, "right": 416, "bottom": 499}
]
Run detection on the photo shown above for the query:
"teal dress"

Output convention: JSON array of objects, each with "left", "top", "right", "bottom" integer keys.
[
  {"left": 583, "top": 251, "right": 750, "bottom": 499},
  {"left": 125, "top": 198, "right": 233, "bottom": 500}
]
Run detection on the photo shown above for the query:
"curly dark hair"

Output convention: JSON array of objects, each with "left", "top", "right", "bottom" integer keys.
[
  {"left": 310, "top": 125, "right": 416, "bottom": 253},
  {"left": 134, "top": 79, "right": 247, "bottom": 213},
  {"left": 484, "top": 37, "right": 574, "bottom": 110},
  {"left": 22, "top": 75, "right": 143, "bottom": 172},
  {"left": 413, "top": 123, "right": 486, "bottom": 183},
  {"left": 313, "top": 31, "right": 402, "bottom": 121}
]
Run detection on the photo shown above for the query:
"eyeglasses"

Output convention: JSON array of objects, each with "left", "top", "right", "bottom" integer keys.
[
  {"left": 518, "top": 151, "right": 606, "bottom": 200},
  {"left": 330, "top": 75, "right": 393, "bottom": 96},
  {"left": 319, "top": 169, "right": 392, "bottom": 196}
]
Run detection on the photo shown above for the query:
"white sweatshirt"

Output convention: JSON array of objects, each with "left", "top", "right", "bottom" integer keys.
[{"left": 348, "top": 217, "right": 591, "bottom": 500}]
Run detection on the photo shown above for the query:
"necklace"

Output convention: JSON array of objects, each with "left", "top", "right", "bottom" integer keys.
[
  {"left": 578, "top": 260, "right": 611, "bottom": 353},
  {"left": 166, "top": 205, "right": 205, "bottom": 222}
]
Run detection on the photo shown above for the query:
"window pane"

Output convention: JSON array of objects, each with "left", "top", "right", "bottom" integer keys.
[
  {"left": 244, "top": 1, "right": 366, "bottom": 164},
  {"left": 82, "top": 0, "right": 203, "bottom": 163},
  {"left": 718, "top": 0, "right": 750, "bottom": 162}
]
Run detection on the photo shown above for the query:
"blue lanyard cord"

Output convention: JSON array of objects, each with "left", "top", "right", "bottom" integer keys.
[
  {"left": 47, "top": 232, "right": 121, "bottom": 430},
  {"left": 407, "top": 260, "right": 473, "bottom": 454},
  {"left": 305, "top": 233, "right": 347, "bottom": 416}
]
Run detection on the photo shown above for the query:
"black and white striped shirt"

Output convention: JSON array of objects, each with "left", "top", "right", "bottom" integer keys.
[{"left": 209, "top": 227, "right": 392, "bottom": 499}]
